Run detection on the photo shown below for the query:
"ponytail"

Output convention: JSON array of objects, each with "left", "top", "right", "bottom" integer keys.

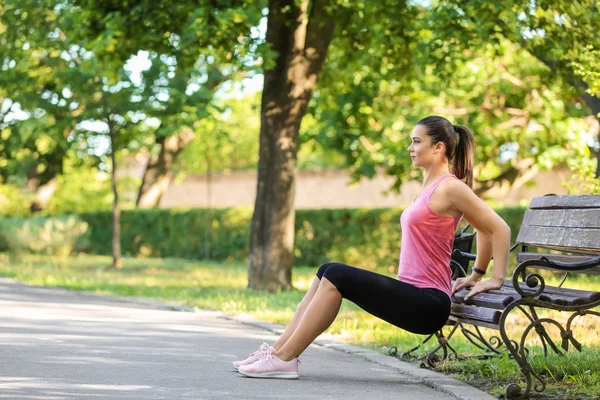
[{"left": 452, "top": 125, "right": 475, "bottom": 188}]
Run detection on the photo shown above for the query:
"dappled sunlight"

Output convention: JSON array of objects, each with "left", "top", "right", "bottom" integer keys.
[
  {"left": 0, "top": 377, "right": 152, "bottom": 392},
  {"left": 292, "top": 275, "right": 314, "bottom": 290}
]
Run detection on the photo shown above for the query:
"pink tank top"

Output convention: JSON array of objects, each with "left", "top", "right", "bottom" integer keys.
[{"left": 398, "top": 174, "right": 461, "bottom": 298}]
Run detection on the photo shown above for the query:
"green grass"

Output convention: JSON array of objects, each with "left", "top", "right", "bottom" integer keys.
[
  {"left": 1, "top": 253, "right": 599, "bottom": 399},
  {"left": 441, "top": 350, "right": 600, "bottom": 398}
]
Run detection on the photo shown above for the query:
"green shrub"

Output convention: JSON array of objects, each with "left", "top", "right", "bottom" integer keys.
[
  {"left": 79, "top": 208, "right": 253, "bottom": 261},
  {"left": 0, "top": 185, "right": 32, "bottom": 218},
  {"left": 76, "top": 206, "right": 526, "bottom": 270},
  {"left": 0, "top": 215, "right": 89, "bottom": 257}
]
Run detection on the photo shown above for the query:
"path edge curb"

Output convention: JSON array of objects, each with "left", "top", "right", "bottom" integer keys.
[{"left": 223, "top": 313, "right": 498, "bottom": 400}]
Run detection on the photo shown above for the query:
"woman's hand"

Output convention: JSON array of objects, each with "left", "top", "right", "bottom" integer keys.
[{"left": 452, "top": 276, "right": 503, "bottom": 300}]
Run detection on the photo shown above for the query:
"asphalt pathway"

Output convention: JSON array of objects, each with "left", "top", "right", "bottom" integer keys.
[{"left": 0, "top": 278, "right": 494, "bottom": 399}]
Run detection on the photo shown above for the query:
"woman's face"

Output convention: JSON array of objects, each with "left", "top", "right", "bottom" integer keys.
[{"left": 407, "top": 125, "right": 438, "bottom": 167}]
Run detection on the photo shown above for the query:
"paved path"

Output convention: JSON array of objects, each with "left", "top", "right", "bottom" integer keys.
[{"left": 0, "top": 278, "right": 494, "bottom": 399}]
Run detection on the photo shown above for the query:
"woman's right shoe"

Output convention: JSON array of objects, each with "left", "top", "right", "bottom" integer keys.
[{"left": 232, "top": 342, "right": 271, "bottom": 371}]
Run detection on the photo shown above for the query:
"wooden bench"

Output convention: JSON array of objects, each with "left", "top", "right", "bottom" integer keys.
[{"left": 398, "top": 195, "right": 600, "bottom": 399}]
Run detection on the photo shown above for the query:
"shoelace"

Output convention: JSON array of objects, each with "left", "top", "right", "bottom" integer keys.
[
  {"left": 253, "top": 351, "right": 300, "bottom": 366},
  {"left": 250, "top": 344, "right": 271, "bottom": 361},
  {"left": 253, "top": 351, "right": 276, "bottom": 365}
]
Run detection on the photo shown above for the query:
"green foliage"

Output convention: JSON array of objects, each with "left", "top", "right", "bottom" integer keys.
[
  {"left": 0, "top": 161, "right": 142, "bottom": 217},
  {"left": 313, "top": 33, "right": 594, "bottom": 190},
  {"left": 73, "top": 206, "right": 526, "bottom": 267},
  {"left": 564, "top": 157, "right": 600, "bottom": 194},
  {"left": 425, "top": 0, "right": 600, "bottom": 94},
  {"left": 0, "top": 185, "right": 31, "bottom": 218},
  {"left": 572, "top": 45, "right": 600, "bottom": 97},
  {"left": 0, "top": 215, "right": 88, "bottom": 257},
  {"left": 177, "top": 93, "right": 347, "bottom": 174}
]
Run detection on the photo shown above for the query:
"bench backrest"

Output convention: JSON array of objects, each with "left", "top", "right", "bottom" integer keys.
[{"left": 516, "top": 195, "right": 600, "bottom": 255}]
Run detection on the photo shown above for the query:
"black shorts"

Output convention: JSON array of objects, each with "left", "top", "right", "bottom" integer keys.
[{"left": 317, "top": 263, "right": 451, "bottom": 335}]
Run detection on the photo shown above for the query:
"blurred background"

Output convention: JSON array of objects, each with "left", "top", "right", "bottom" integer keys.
[{"left": 0, "top": 0, "right": 598, "bottom": 279}]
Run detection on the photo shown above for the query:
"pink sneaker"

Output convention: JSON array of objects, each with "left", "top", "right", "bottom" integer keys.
[
  {"left": 232, "top": 342, "right": 271, "bottom": 371},
  {"left": 237, "top": 347, "right": 299, "bottom": 379}
]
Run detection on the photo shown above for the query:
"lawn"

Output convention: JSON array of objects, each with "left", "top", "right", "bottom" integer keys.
[{"left": 1, "top": 254, "right": 599, "bottom": 399}]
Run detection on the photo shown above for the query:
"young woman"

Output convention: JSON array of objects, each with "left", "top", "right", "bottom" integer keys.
[{"left": 233, "top": 115, "right": 511, "bottom": 379}]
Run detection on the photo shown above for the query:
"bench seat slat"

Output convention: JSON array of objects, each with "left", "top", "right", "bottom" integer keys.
[
  {"left": 452, "top": 281, "right": 600, "bottom": 308},
  {"left": 506, "top": 280, "right": 600, "bottom": 302},
  {"left": 450, "top": 304, "right": 501, "bottom": 325},
  {"left": 452, "top": 291, "right": 515, "bottom": 309}
]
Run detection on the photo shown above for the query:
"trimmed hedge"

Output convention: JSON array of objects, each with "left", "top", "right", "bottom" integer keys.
[
  {"left": 75, "top": 206, "right": 526, "bottom": 269},
  {"left": 0, "top": 215, "right": 88, "bottom": 257}
]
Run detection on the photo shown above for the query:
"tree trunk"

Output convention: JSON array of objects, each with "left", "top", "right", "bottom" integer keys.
[
  {"left": 26, "top": 153, "right": 63, "bottom": 213},
  {"left": 581, "top": 92, "right": 600, "bottom": 177},
  {"left": 136, "top": 129, "right": 195, "bottom": 208},
  {"left": 248, "top": 0, "right": 335, "bottom": 291},
  {"left": 205, "top": 150, "right": 212, "bottom": 259},
  {"left": 30, "top": 176, "right": 58, "bottom": 213},
  {"left": 109, "top": 127, "right": 122, "bottom": 269}
]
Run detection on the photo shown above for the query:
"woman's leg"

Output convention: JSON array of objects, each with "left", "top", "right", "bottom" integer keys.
[
  {"left": 273, "top": 276, "right": 321, "bottom": 350},
  {"left": 276, "top": 277, "right": 342, "bottom": 361},
  {"left": 273, "top": 263, "right": 336, "bottom": 351},
  {"left": 276, "top": 263, "right": 451, "bottom": 361}
]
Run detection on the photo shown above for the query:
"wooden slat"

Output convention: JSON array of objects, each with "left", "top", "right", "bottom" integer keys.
[
  {"left": 452, "top": 282, "right": 600, "bottom": 307},
  {"left": 515, "top": 226, "right": 600, "bottom": 253},
  {"left": 522, "top": 209, "right": 600, "bottom": 229},
  {"left": 450, "top": 304, "right": 501, "bottom": 325},
  {"left": 517, "top": 252, "right": 597, "bottom": 264},
  {"left": 447, "top": 315, "right": 500, "bottom": 330},
  {"left": 505, "top": 280, "right": 600, "bottom": 300},
  {"left": 529, "top": 195, "right": 600, "bottom": 209},
  {"left": 452, "top": 291, "right": 515, "bottom": 309}
]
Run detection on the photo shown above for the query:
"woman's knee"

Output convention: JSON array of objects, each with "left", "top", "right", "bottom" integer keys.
[
  {"left": 320, "top": 263, "right": 351, "bottom": 288},
  {"left": 316, "top": 262, "right": 337, "bottom": 279}
]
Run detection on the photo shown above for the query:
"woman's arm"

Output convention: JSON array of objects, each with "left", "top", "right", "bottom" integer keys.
[{"left": 446, "top": 180, "right": 511, "bottom": 300}]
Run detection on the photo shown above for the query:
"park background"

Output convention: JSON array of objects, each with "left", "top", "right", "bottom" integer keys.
[{"left": 1, "top": 1, "right": 599, "bottom": 398}]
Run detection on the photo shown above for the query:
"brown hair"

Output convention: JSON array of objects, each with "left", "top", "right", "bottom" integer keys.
[{"left": 416, "top": 115, "right": 475, "bottom": 188}]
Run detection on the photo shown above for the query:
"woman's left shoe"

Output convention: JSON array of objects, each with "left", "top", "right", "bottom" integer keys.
[{"left": 238, "top": 348, "right": 299, "bottom": 379}]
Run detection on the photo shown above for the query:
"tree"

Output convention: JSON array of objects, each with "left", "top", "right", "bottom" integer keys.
[
  {"left": 248, "top": 0, "right": 337, "bottom": 291},
  {"left": 249, "top": 0, "right": 600, "bottom": 291},
  {"left": 0, "top": 1, "right": 82, "bottom": 212},
  {"left": 2, "top": 0, "right": 263, "bottom": 266},
  {"left": 71, "top": 0, "right": 264, "bottom": 208},
  {"left": 134, "top": 58, "right": 224, "bottom": 208},
  {"left": 2, "top": 0, "right": 141, "bottom": 267}
]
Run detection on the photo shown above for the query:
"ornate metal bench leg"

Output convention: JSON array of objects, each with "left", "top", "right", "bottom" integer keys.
[
  {"left": 499, "top": 325, "right": 533, "bottom": 398},
  {"left": 526, "top": 305, "right": 563, "bottom": 356},
  {"left": 566, "top": 310, "right": 600, "bottom": 351},
  {"left": 499, "top": 304, "right": 551, "bottom": 399},
  {"left": 396, "top": 332, "right": 437, "bottom": 360},
  {"left": 421, "top": 325, "right": 461, "bottom": 367}
]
